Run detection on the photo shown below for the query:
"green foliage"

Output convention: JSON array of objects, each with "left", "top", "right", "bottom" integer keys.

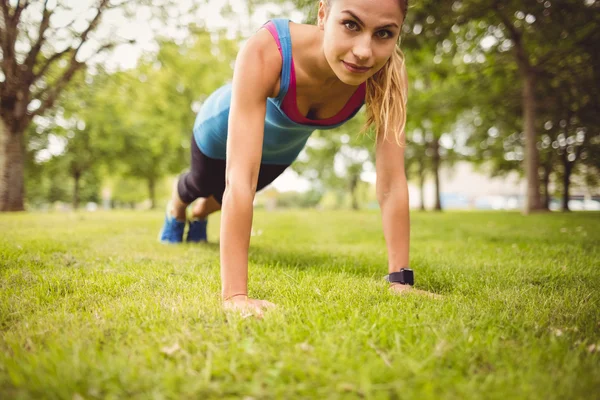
[
  {"left": 101, "top": 28, "right": 239, "bottom": 206},
  {"left": 274, "top": 189, "right": 324, "bottom": 208},
  {"left": 28, "top": 26, "right": 241, "bottom": 208},
  {"left": 403, "top": 0, "right": 600, "bottom": 198},
  {"left": 23, "top": 0, "right": 600, "bottom": 209},
  {"left": 291, "top": 113, "right": 376, "bottom": 208},
  {"left": 25, "top": 156, "right": 102, "bottom": 209}
]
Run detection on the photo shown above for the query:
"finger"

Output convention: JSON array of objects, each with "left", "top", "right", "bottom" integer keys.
[
  {"left": 225, "top": 304, "right": 259, "bottom": 319},
  {"left": 260, "top": 300, "right": 277, "bottom": 309},
  {"left": 417, "top": 289, "right": 443, "bottom": 299},
  {"left": 249, "top": 305, "right": 264, "bottom": 318},
  {"left": 390, "top": 285, "right": 410, "bottom": 294}
]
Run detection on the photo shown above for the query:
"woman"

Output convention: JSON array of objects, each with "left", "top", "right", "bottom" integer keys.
[{"left": 159, "top": 0, "right": 436, "bottom": 317}]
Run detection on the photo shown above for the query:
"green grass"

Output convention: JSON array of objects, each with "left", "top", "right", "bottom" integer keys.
[{"left": 1, "top": 210, "right": 599, "bottom": 399}]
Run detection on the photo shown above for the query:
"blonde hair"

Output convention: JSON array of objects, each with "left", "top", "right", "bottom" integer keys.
[
  {"left": 321, "top": 0, "right": 409, "bottom": 147},
  {"left": 364, "top": 46, "right": 408, "bottom": 147}
]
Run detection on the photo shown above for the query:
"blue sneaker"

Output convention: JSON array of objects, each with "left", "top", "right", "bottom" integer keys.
[
  {"left": 159, "top": 213, "right": 185, "bottom": 244},
  {"left": 187, "top": 219, "right": 207, "bottom": 242}
]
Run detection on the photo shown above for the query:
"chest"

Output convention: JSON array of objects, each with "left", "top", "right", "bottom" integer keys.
[
  {"left": 272, "top": 73, "right": 359, "bottom": 121},
  {"left": 296, "top": 91, "right": 354, "bottom": 120}
]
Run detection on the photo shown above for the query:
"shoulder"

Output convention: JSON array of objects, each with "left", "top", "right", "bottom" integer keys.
[
  {"left": 242, "top": 26, "right": 282, "bottom": 65},
  {"left": 233, "top": 26, "right": 283, "bottom": 98}
]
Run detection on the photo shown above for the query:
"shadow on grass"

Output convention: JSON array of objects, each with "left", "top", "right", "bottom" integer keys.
[
  {"left": 244, "top": 243, "right": 452, "bottom": 294},
  {"left": 177, "top": 234, "right": 599, "bottom": 296}
]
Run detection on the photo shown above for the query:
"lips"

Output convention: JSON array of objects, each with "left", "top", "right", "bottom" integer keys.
[{"left": 342, "top": 61, "right": 371, "bottom": 73}]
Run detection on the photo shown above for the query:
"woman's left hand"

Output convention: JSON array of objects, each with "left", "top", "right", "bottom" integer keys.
[{"left": 389, "top": 283, "right": 443, "bottom": 299}]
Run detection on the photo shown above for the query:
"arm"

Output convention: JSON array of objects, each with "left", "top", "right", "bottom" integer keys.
[
  {"left": 375, "top": 61, "right": 410, "bottom": 277},
  {"left": 220, "top": 29, "right": 281, "bottom": 308},
  {"left": 374, "top": 62, "right": 438, "bottom": 297},
  {"left": 375, "top": 122, "right": 440, "bottom": 298},
  {"left": 375, "top": 130, "right": 410, "bottom": 276}
]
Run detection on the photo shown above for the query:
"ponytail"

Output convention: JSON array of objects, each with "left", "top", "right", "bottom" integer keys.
[{"left": 364, "top": 45, "right": 408, "bottom": 147}]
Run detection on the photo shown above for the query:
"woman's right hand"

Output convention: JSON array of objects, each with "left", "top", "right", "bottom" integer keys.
[{"left": 223, "top": 295, "right": 277, "bottom": 318}]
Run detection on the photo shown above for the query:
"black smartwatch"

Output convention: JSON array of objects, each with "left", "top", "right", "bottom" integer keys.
[{"left": 385, "top": 268, "right": 414, "bottom": 286}]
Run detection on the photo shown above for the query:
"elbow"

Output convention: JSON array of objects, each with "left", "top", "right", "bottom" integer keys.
[
  {"left": 222, "top": 177, "right": 257, "bottom": 205},
  {"left": 376, "top": 187, "right": 394, "bottom": 206},
  {"left": 376, "top": 175, "right": 408, "bottom": 205}
]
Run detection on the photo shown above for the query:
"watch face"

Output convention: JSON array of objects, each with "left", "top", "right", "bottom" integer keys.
[{"left": 403, "top": 269, "right": 414, "bottom": 285}]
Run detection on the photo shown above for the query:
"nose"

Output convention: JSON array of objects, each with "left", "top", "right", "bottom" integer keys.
[{"left": 352, "top": 34, "right": 373, "bottom": 61}]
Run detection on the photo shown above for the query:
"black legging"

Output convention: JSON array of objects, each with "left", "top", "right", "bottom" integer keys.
[{"left": 177, "top": 135, "right": 290, "bottom": 205}]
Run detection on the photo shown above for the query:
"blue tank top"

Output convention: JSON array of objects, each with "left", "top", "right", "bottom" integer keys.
[{"left": 193, "top": 18, "right": 365, "bottom": 165}]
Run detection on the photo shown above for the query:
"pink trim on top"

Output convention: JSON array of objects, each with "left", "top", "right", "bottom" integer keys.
[
  {"left": 263, "top": 21, "right": 365, "bottom": 126},
  {"left": 264, "top": 21, "right": 282, "bottom": 54}
]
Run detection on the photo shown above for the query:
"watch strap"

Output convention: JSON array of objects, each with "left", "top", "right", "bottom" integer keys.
[{"left": 385, "top": 268, "right": 414, "bottom": 286}]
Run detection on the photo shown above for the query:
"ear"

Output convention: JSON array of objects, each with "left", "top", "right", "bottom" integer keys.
[{"left": 317, "top": 1, "right": 327, "bottom": 30}]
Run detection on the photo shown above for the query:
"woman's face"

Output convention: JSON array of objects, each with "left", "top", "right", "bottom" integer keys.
[{"left": 318, "top": 0, "right": 404, "bottom": 85}]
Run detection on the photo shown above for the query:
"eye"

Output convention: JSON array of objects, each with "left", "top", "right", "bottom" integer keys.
[
  {"left": 343, "top": 20, "right": 359, "bottom": 31},
  {"left": 376, "top": 30, "right": 393, "bottom": 39}
]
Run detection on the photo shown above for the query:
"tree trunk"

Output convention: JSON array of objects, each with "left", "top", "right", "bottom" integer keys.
[
  {"left": 73, "top": 170, "right": 81, "bottom": 210},
  {"left": 418, "top": 159, "right": 426, "bottom": 211},
  {"left": 431, "top": 139, "right": 442, "bottom": 211},
  {"left": 0, "top": 120, "right": 26, "bottom": 211},
  {"left": 349, "top": 174, "right": 359, "bottom": 210},
  {"left": 148, "top": 178, "right": 156, "bottom": 209},
  {"left": 522, "top": 70, "right": 542, "bottom": 214},
  {"left": 496, "top": 8, "right": 543, "bottom": 215},
  {"left": 542, "top": 163, "right": 551, "bottom": 210},
  {"left": 561, "top": 152, "right": 572, "bottom": 212}
]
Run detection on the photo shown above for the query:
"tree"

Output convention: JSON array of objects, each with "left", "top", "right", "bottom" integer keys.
[
  {"left": 405, "top": 0, "right": 599, "bottom": 214},
  {"left": 405, "top": 43, "right": 466, "bottom": 211},
  {"left": 0, "top": 0, "right": 196, "bottom": 211},
  {"left": 0, "top": 0, "right": 134, "bottom": 211},
  {"left": 93, "top": 29, "right": 238, "bottom": 208},
  {"left": 542, "top": 48, "right": 599, "bottom": 211},
  {"left": 292, "top": 114, "right": 375, "bottom": 210},
  {"left": 32, "top": 71, "right": 119, "bottom": 209}
]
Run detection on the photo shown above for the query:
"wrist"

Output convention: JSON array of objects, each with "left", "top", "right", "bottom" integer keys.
[
  {"left": 384, "top": 268, "right": 414, "bottom": 286},
  {"left": 222, "top": 293, "right": 248, "bottom": 301},
  {"left": 388, "top": 263, "right": 411, "bottom": 274},
  {"left": 221, "top": 282, "right": 249, "bottom": 301}
]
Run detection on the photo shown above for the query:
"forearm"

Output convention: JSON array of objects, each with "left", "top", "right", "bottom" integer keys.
[
  {"left": 219, "top": 185, "right": 255, "bottom": 299},
  {"left": 377, "top": 182, "right": 410, "bottom": 273}
]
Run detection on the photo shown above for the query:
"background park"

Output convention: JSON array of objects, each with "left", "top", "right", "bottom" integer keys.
[{"left": 1, "top": 0, "right": 599, "bottom": 399}]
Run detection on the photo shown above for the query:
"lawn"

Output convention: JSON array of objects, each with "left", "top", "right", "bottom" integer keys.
[{"left": 1, "top": 210, "right": 599, "bottom": 399}]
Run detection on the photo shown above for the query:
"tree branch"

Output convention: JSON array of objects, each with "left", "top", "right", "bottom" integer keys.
[
  {"left": 0, "top": 24, "right": 4, "bottom": 60},
  {"left": 75, "top": 0, "right": 111, "bottom": 51},
  {"left": 0, "top": 0, "right": 10, "bottom": 23},
  {"left": 23, "top": 0, "right": 51, "bottom": 81},
  {"left": 12, "top": 0, "right": 31, "bottom": 23},
  {"left": 28, "top": 60, "right": 85, "bottom": 120},
  {"left": 0, "top": 0, "right": 17, "bottom": 79},
  {"left": 493, "top": 2, "right": 533, "bottom": 73},
  {"left": 30, "top": 0, "right": 110, "bottom": 87},
  {"left": 29, "top": 39, "right": 122, "bottom": 120},
  {"left": 31, "top": 47, "right": 73, "bottom": 84}
]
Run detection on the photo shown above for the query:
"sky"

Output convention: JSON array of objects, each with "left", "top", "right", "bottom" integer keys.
[{"left": 103, "top": 0, "right": 303, "bottom": 70}]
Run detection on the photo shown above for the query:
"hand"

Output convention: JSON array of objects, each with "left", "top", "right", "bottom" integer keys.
[
  {"left": 223, "top": 294, "right": 277, "bottom": 318},
  {"left": 389, "top": 283, "right": 443, "bottom": 299}
]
